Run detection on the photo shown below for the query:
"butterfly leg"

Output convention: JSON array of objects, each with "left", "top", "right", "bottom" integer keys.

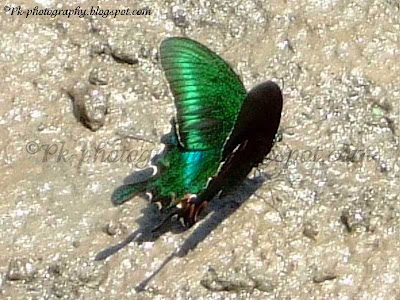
[
  {"left": 151, "top": 206, "right": 181, "bottom": 232},
  {"left": 151, "top": 194, "right": 208, "bottom": 231},
  {"left": 178, "top": 194, "right": 208, "bottom": 228}
]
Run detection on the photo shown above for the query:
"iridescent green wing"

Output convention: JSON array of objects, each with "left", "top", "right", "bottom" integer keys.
[{"left": 160, "top": 37, "right": 247, "bottom": 150}]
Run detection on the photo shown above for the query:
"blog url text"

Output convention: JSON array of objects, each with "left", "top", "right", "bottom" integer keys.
[{"left": 4, "top": 5, "right": 152, "bottom": 18}]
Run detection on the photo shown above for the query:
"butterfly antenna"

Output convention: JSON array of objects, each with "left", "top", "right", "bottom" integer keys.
[{"left": 115, "top": 132, "right": 157, "bottom": 145}]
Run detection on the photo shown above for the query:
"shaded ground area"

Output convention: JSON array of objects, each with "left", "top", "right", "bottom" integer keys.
[{"left": 0, "top": 0, "right": 399, "bottom": 299}]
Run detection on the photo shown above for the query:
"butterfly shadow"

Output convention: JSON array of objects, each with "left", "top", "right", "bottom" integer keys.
[
  {"left": 95, "top": 172, "right": 267, "bottom": 292},
  {"left": 134, "top": 175, "right": 266, "bottom": 292},
  {"left": 95, "top": 173, "right": 265, "bottom": 251}
]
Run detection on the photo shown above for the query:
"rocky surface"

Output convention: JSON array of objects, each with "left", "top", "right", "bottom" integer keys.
[{"left": 0, "top": 0, "right": 399, "bottom": 299}]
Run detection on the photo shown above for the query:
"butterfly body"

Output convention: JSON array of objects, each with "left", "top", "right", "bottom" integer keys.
[{"left": 112, "top": 37, "right": 283, "bottom": 228}]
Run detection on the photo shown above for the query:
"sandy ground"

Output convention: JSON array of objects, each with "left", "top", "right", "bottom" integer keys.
[{"left": 0, "top": 0, "right": 399, "bottom": 299}]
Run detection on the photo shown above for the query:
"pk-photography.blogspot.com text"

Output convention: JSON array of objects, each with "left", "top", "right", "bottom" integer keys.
[{"left": 4, "top": 5, "right": 152, "bottom": 18}]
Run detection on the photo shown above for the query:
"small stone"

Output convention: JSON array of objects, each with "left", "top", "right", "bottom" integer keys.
[
  {"left": 303, "top": 221, "right": 319, "bottom": 240},
  {"left": 200, "top": 266, "right": 255, "bottom": 292},
  {"left": 77, "top": 261, "right": 108, "bottom": 288},
  {"left": 67, "top": 83, "right": 109, "bottom": 132},
  {"left": 51, "top": 281, "right": 68, "bottom": 298},
  {"left": 103, "top": 222, "right": 117, "bottom": 236},
  {"left": 171, "top": 6, "right": 189, "bottom": 28},
  {"left": 252, "top": 277, "right": 275, "bottom": 293},
  {"left": 89, "top": 67, "right": 109, "bottom": 86},
  {"left": 103, "top": 220, "right": 126, "bottom": 236},
  {"left": 313, "top": 273, "right": 337, "bottom": 283},
  {"left": 110, "top": 49, "right": 139, "bottom": 65},
  {"left": 48, "top": 264, "right": 62, "bottom": 276},
  {"left": 7, "top": 258, "right": 36, "bottom": 282},
  {"left": 37, "top": 123, "right": 45, "bottom": 131},
  {"left": 139, "top": 45, "right": 150, "bottom": 59},
  {"left": 230, "top": 27, "right": 240, "bottom": 37},
  {"left": 90, "top": 42, "right": 112, "bottom": 56},
  {"left": 340, "top": 210, "right": 370, "bottom": 233},
  {"left": 247, "top": 269, "right": 275, "bottom": 292},
  {"left": 55, "top": 22, "right": 67, "bottom": 34}
]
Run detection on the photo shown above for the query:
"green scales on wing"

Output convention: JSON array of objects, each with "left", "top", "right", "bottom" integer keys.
[{"left": 112, "top": 37, "right": 247, "bottom": 209}]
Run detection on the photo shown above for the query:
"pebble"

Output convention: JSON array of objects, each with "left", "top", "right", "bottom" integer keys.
[
  {"left": 67, "top": 83, "right": 109, "bottom": 132},
  {"left": 89, "top": 67, "right": 109, "bottom": 86},
  {"left": 7, "top": 258, "right": 36, "bottom": 282}
]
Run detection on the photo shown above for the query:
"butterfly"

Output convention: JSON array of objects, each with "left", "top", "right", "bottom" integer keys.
[{"left": 112, "top": 37, "right": 283, "bottom": 229}]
